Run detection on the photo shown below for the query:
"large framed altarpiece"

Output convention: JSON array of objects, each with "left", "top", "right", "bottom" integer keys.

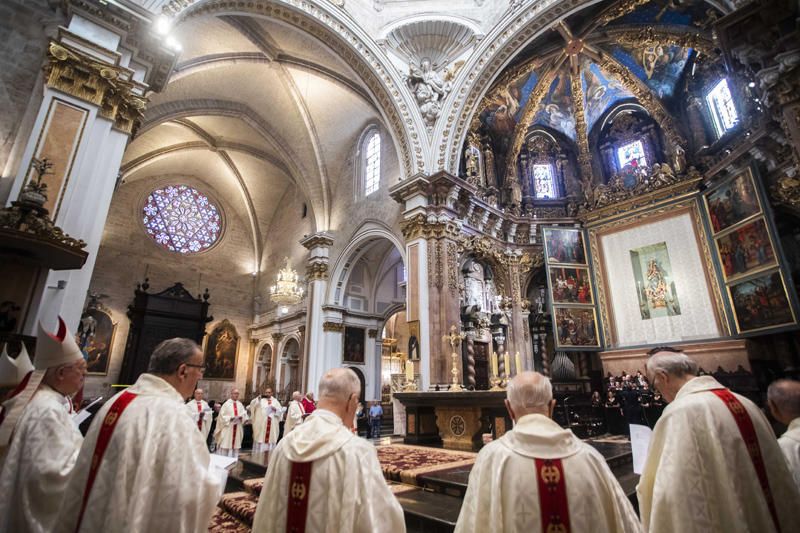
[{"left": 587, "top": 203, "right": 728, "bottom": 348}]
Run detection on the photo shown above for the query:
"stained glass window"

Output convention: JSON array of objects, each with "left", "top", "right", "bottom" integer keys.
[
  {"left": 533, "top": 164, "right": 557, "bottom": 199},
  {"left": 617, "top": 139, "right": 648, "bottom": 170},
  {"left": 364, "top": 132, "right": 381, "bottom": 196},
  {"left": 142, "top": 185, "right": 221, "bottom": 254},
  {"left": 706, "top": 79, "right": 738, "bottom": 138}
]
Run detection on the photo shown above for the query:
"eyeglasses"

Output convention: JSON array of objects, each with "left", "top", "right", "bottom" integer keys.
[{"left": 184, "top": 363, "right": 206, "bottom": 373}]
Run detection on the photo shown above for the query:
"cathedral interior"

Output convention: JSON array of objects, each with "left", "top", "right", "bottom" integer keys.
[{"left": 1, "top": 0, "right": 800, "bottom": 530}]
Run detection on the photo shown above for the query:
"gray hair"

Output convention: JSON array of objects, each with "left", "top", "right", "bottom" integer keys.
[
  {"left": 646, "top": 350, "right": 698, "bottom": 378},
  {"left": 507, "top": 372, "right": 553, "bottom": 411},
  {"left": 318, "top": 368, "right": 360, "bottom": 402},
  {"left": 768, "top": 379, "right": 800, "bottom": 417},
  {"left": 148, "top": 338, "right": 201, "bottom": 374}
]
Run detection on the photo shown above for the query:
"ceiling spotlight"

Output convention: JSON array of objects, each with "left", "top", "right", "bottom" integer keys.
[{"left": 748, "top": 81, "right": 756, "bottom": 88}]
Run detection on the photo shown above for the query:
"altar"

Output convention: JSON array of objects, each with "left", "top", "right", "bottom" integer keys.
[{"left": 393, "top": 391, "right": 512, "bottom": 451}]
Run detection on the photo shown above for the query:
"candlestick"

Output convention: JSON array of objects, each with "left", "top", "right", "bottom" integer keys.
[
  {"left": 503, "top": 353, "right": 510, "bottom": 379},
  {"left": 491, "top": 352, "right": 498, "bottom": 377},
  {"left": 515, "top": 352, "right": 522, "bottom": 376},
  {"left": 405, "top": 359, "right": 413, "bottom": 381}
]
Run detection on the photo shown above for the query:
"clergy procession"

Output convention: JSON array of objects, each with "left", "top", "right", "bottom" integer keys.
[{"left": 0, "top": 325, "right": 797, "bottom": 532}]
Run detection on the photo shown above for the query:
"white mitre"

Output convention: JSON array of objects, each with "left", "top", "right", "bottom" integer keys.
[
  {"left": 0, "top": 317, "right": 84, "bottom": 447},
  {"left": 15, "top": 342, "right": 34, "bottom": 378},
  {"left": 0, "top": 344, "right": 18, "bottom": 387}
]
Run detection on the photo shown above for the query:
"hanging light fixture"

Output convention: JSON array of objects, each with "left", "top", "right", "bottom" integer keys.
[{"left": 270, "top": 257, "right": 304, "bottom": 306}]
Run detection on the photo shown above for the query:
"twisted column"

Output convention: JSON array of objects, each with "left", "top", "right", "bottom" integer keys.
[{"left": 465, "top": 331, "right": 476, "bottom": 388}]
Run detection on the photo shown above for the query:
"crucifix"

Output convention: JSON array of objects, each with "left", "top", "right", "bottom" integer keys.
[{"left": 444, "top": 325, "right": 467, "bottom": 392}]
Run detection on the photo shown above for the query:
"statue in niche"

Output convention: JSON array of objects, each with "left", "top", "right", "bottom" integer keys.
[
  {"left": 406, "top": 58, "right": 462, "bottom": 129},
  {"left": 673, "top": 144, "right": 686, "bottom": 174},
  {"left": 483, "top": 143, "right": 497, "bottom": 189},
  {"left": 465, "top": 134, "right": 482, "bottom": 185},
  {"left": 461, "top": 260, "right": 501, "bottom": 317}
]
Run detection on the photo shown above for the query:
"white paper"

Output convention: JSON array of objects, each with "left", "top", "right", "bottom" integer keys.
[
  {"left": 630, "top": 423, "right": 653, "bottom": 475},
  {"left": 210, "top": 453, "right": 238, "bottom": 470},
  {"left": 72, "top": 396, "right": 104, "bottom": 428}
]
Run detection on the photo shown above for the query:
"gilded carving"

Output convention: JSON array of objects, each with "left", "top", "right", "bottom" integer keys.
[
  {"left": 306, "top": 262, "right": 329, "bottom": 281},
  {"left": 45, "top": 43, "right": 148, "bottom": 135},
  {"left": 322, "top": 322, "right": 345, "bottom": 332},
  {"left": 608, "top": 26, "right": 715, "bottom": 57},
  {"left": 597, "top": 0, "right": 651, "bottom": 27},
  {"left": 271, "top": 332, "right": 285, "bottom": 342},
  {"left": 771, "top": 174, "right": 800, "bottom": 210},
  {"left": 447, "top": 241, "right": 459, "bottom": 295}
]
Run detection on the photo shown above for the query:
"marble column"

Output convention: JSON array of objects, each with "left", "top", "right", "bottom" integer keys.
[{"left": 301, "top": 232, "right": 334, "bottom": 394}]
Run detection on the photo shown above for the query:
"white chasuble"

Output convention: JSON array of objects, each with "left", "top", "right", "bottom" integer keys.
[
  {"left": 249, "top": 396, "right": 281, "bottom": 445},
  {"left": 252, "top": 409, "right": 405, "bottom": 533},
  {"left": 455, "top": 413, "right": 641, "bottom": 533},
  {"left": 637, "top": 376, "right": 800, "bottom": 533},
  {"left": 55, "top": 374, "right": 224, "bottom": 533},
  {"left": 185, "top": 399, "right": 213, "bottom": 441},
  {"left": 215, "top": 399, "right": 248, "bottom": 449},
  {"left": 778, "top": 417, "right": 800, "bottom": 492},
  {"left": 0, "top": 385, "right": 83, "bottom": 533},
  {"left": 284, "top": 399, "right": 305, "bottom": 434}
]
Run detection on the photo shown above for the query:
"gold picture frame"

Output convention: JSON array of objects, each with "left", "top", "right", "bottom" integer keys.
[
  {"left": 76, "top": 306, "right": 117, "bottom": 376},
  {"left": 542, "top": 227, "right": 589, "bottom": 266},
  {"left": 552, "top": 305, "right": 601, "bottom": 349},
  {"left": 702, "top": 167, "right": 763, "bottom": 236},
  {"left": 713, "top": 216, "right": 779, "bottom": 283},
  {"left": 548, "top": 266, "right": 594, "bottom": 305},
  {"left": 726, "top": 269, "right": 797, "bottom": 335}
]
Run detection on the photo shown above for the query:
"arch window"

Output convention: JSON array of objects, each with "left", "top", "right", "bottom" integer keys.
[
  {"left": 364, "top": 132, "right": 381, "bottom": 196},
  {"left": 616, "top": 139, "right": 648, "bottom": 170},
  {"left": 142, "top": 185, "right": 221, "bottom": 254},
  {"left": 706, "top": 79, "right": 738, "bottom": 138},
  {"left": 533, "top": 164, "right": 557, "bottom": 199}
]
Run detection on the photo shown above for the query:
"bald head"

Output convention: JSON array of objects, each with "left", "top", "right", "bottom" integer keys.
[
  {"left": 292, "top": 391, "right": 302, "bottom": 401},
  {"left": 193, "top": 388, "right": 204, "bottom": 401},
  {"left": 768, "top": 379, "right": 800, "bottom": 425},
  {"left": 317, "top": 368, "right": 361, "bottom": 426},
  {"left": 505, "top": 372, "right": 554, "bottom": 419}
]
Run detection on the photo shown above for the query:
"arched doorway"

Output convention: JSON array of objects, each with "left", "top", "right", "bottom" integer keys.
[
  {"left": 349, "top": 366, "right": 367, "bottom": 404},
  {"left": 255, "top": 343, "right": 273, "bottom": 394},
  {"left": 280, "top": 338, "right": 300, "bottom": 400}
]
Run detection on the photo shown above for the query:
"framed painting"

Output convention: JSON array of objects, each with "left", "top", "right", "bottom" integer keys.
[
  {"left": 343, "top": 326, "right": 365, "bottom": 364},
  {"left": 75, "top": 307, "right": 116, "bottom": 376},
  {"left": 704, "top": 169, "right": 761, "bottom": 235},
  {"left": 543, "top": 227, "right": 588, "bottom": 265},
  {"left": 727, "top": 270, "right": 796, "bottom": 334},
  {"left": 204, "top": 319, "right": 239, "bottom": 380},
  {"left": 553, "top": 306, "right": 601, "bottom": 349},
  {"left": 629, "top": 242, "right": 682, "bottom": 320},
  {"left": 714, "top": 217, "right": 777, "bottom": 282},
  {"left": 406, "top": 320, "right": 420, "bottom": 360},
  {"left": 548, "top": 266, "right": 594, "bottom": 305}
]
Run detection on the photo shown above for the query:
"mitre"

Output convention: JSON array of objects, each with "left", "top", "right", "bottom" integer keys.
[
  {"left": 0, "top": 343, "right": 18, "bottom": 387},
  {"left": 15, "top": 342, "right": 34, "bottom": 378},
  {"left": 35, "top": 316, "right": 83, "bottom": 370}
]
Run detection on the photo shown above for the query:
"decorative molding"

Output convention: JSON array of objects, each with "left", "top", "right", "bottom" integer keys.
[
  {"left": 596, "top": 0, "right": 650, "bottom": 27},
  {"left": 322, "top": 321, "right": 345, "bottom": 332},
  {"left": 772, "top": 173, "right": 800, "bottom": 210},
  {"left": 306, "top": 262, "right": 329, "bottom": 281},
  {"left": 271, "top": 332, "right": 285, "bottom": 342},
  {"left": 367, "top": 328, "right": 378, "bottom": 338},
  {"left": 45, "top": 42, "right": 148, "bottom": 134},
  {"left": 605, "top": 25, "right": 716, "bottom": 57}
]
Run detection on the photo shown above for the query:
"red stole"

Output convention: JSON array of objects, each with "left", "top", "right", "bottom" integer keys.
[
  {"left": 196, "top": 400, "right": 203, "bottom": 431},
  {"left": 710, "top": 389, "right": 780, "bottom": 532},
  {"left": 286, "top": 461, "right": 312, "bottom": 533},
  {"left": 265, "top": 398, "right": 273, "bottom": 443},
  {"left": 75, "top": 390, "right": 137, "bottom": 532},
  {"left": 534, "top": 458, "right": 570, "bottom": 533},
  {"left": 232, "top": 401, "right": 239, "bottom": 447}
]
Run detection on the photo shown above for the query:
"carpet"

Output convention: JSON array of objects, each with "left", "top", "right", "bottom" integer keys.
[
  {"left": 376, "top": 444, "right": 476, "bottom": 485},
  {"left": 219, "top": 492, "right": 258, "bottom": 525}
]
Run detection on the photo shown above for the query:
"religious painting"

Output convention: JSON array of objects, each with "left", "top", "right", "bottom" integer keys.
[
  {"left": 553, "top": 306, "right": 600, "bottom": 349},
  {"left": 75, "top": 307, "right": 116, "bottom": 376},
  {"left": 543, "top": 227, "right": 587, "bottom": 265},
  {"left": 610, "top": 43, "right": 691, "bottom": 99},
  {"left": 581, "top": 60, "right": 634, "bottom": 132},
  {"left": 728, "top": 270, "right": 796, "bottom": 334},
  {"left": 549, "top": 267, "right": 594, "bottom": 305},
  {"left": 704, "top": 170, "right": 761, "bottom": 234},
  {"left": 343, "top": 326, "right": 365, "bottom": 364},
  {"left": 204, "top": 320, "right": 239, "bottom": 380},
  {"left": 532, "top": 69, "right": 577, "bottom": 140},
  {"left": 714, "top": 217, "right": 777, "bottom": 282},
  {"left": 630, "top": 242, "right": 681, "bottom": 320},
  {"left": 407, "top": 321, "right": 420, "bottom": 361}
]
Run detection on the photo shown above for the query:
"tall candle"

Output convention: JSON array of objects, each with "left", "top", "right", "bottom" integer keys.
[
  {"left": 406, "top": 359, "right": 413, "bottom": 381},
  {"left": 504, "top": 353, "right": 510, "bottom": 378},
  {"left": 515, "top": 352, "right": 522, "bottom": 376},
  {"left": 491, "top": 352, "right": 498, "bottom": 378}
]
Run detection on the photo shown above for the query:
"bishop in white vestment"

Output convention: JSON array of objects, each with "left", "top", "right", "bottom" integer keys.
[
  {"left": 248, "top": 387, "right": 281, "bottom": 452},
  {"left": 768, "top": 379, "right": 800, "bottom": 491},
  {"left": 186, "top": 387, "right": 213, "bottom": 441},
  {"left": 455, "top": 372, "right": 641, "bottom": 533},
  {"left": 56, "top": 338, "right": 224, "bottom": 533},
  {"left": 0, "top": 318, "right": 87, "bottom": 533},
  {"left": 284, "top": 390, "right": 305, "bottom": 434},
  {"left": 252, "top": 368, "right": 404, "bottom": 533},
  {"left": 638, "top": 349, "right": 800, "bottom": 533},
  {"left": 215, "top": 388, "right": 249, "bottom": 456}
]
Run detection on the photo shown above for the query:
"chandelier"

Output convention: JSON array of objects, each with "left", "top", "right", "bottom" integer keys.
[{"left": 270, "top": 257, "right": 304, "bottom": 306}]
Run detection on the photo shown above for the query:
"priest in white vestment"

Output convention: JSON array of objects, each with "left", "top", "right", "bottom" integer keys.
[
  {"left": 768, "top": 379, "right": 800, "bottom": 490},
  {"left": 638, "top": 348, "right": 800, "bottom": 533},
  {"left": 0, "top": 341, "right": 34, "bottom": 391},
  {"left": 0, "top": 318, "right": 87, "bottom": 533},
  {"left": 248, "top": 386, "right": 281, "bottom": 452},
  {"left": 455, "top": 372, "right": 641, "bottom": 533},
  {"left": 56, "top": 338, "right": 224, "bottom": 533},
  {"left": 215, "top": 388, "right": 249, "bottom": 456},
  {"left": 186, "top": 387, "right": 213, "bottom": 441},
  {"left": 252, "top": 368, "right": 405, "bottom": 533},
  {"left": 284, "top": 390, "right": 305, "bottom": 434}
]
